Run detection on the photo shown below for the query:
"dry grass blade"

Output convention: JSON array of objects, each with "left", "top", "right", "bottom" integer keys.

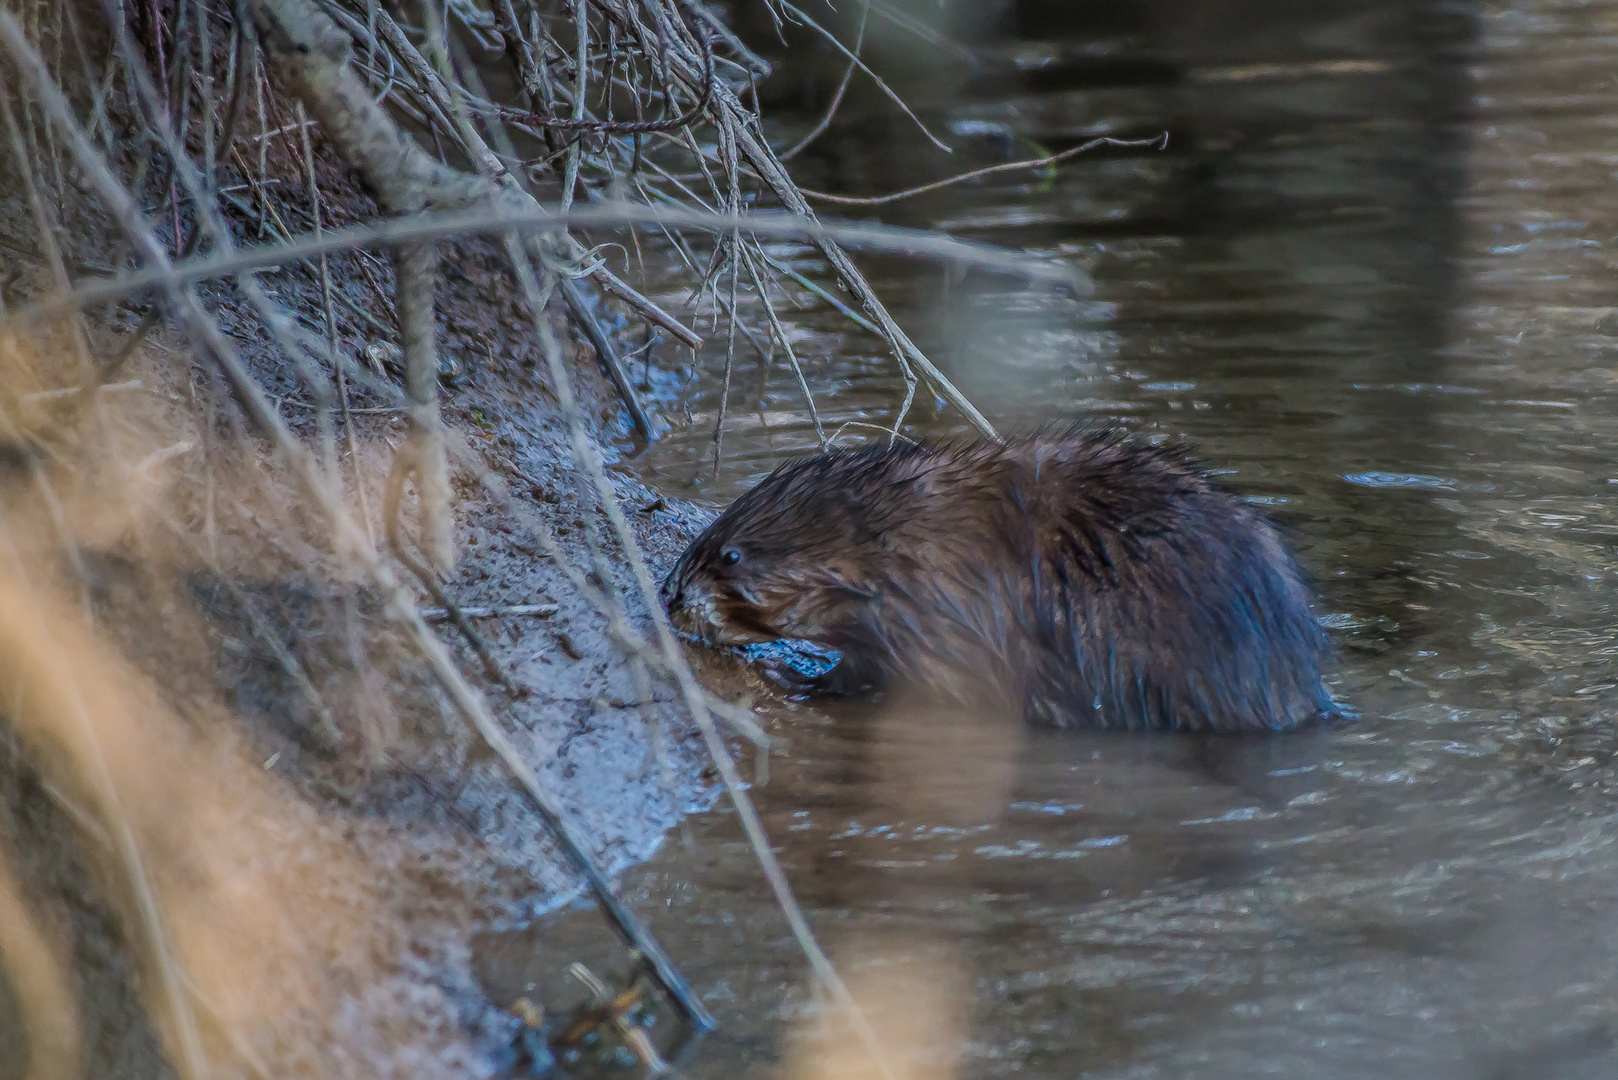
[
  {"left": 16, "top": 201, "right": 1086, "bottom": 327},
  {"left": 0, "top": 514, "right": 210, "bottom": 1080},
  {"left": 0, "top": 842, "right": 81, "bottom": 1080}
]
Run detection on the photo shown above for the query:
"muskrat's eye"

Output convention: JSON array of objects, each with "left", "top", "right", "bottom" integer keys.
[{"left": 721, "top": 547, "right": 743, "bottom": 567}]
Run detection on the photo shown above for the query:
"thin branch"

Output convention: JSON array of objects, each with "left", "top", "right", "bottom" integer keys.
[
  {"left": 741, "top": 245, "right": 825, "bottom": 448},
  {"left": 802, "top": 133, "right": 1170, "bottom": 206},
  {"left": 7, "top": 5, "right": 720, "bottom": 1046},
  {"left": 18, "top": 201, "right": 1087, "bottom": 326},
  {"left": 774, "top": 0, "right": 951, "bottom": 154},
  {"left": 562, "top": 275, "right": 655, "bottom": 439},
  {"left": 393, "top": 237, "right": 454, "bottom": 570},
  {"left": 488, "top": 0, "right": 715, "bottom": 133},
  {"left": 251, "top": 0, "right": 723, "bottom": 1030},
  {"left": 594, "top": 0, "right": 998, "bottom": 438},
  {"left": 778, "top": 0, "right": 867, "bottom": 160}
]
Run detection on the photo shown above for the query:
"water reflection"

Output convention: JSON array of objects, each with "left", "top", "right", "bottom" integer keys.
[{"left": 488, "top": 1, "right": 1618, "bottom": 1076}]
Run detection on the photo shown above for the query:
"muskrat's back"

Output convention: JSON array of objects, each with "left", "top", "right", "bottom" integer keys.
[{"left": 660, "top": 430, "right": 1337, "bottom": 732}]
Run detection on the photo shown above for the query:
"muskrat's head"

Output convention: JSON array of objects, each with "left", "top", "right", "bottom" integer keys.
[{"left": 660, "top": 453, "right": 886, "bottom": 648}]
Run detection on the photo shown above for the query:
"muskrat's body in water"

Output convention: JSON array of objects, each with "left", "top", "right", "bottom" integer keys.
[{"left": 660, "top": 430, "right": 1337, "bottom": 733}]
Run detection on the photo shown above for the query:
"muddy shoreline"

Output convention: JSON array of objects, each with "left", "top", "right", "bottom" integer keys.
[{"left": 0, "top": 227, "right": 787, "bottom": 1076}]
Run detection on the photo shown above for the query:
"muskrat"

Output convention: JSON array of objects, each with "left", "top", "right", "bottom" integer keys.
[{"left": 660, "top": 429, "right": 1338, "bottom": 732}]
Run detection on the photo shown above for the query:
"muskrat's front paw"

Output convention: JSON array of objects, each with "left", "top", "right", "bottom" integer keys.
[
  {"left": 738, "top": 640, "right": 843, "bottom": 698},
  {"left": 758, "top": 656, "right": 823, "bottom": 698}
]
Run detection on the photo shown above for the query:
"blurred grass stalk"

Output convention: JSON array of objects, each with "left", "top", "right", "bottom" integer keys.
[{"left": 0, "top": 840, "right": 80, "bottom": 1080}]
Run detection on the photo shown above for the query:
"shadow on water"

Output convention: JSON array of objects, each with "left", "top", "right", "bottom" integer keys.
[{"left": 481, "top": 1, "right": 1618, "bottom": 1076}]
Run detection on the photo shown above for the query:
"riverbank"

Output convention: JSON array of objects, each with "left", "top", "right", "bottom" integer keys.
[{"left": 0, "top": 240, "right": 794, "bottom": 1075}]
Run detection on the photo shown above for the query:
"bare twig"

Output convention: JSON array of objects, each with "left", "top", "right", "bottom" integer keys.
[
  {"left": 778, "top": 0, "right": 867, "bottom": 160},
  {"left": 393, "top": 238, "right": 454, "bottom": 570},
  {"left": 685, "top": 0, "right": 771, "bottom": 77},
  {"left": 591, "top": 0, "right": 1000, "bottom": 438},
  {"left": 741, "top": 246, "right": 824, "bottom": 447},
  {"left": 293, "top": 93, "right": 375, "bottom": 546},
  {"left": 0, "top": 6, "right": 1083, "bottom": 1075},
  {"left": 8, "top": 5, "right": 719, "bottom": 1044},
  {"left": 503, "top": 209, "right": 888, "bottom": 1070},
  {"left": 774, "top": 0, "right": 951, "bottom": 154},
  {"left": 490, "top": 0, "right": 715, "bottom": 134},
  {"left": 590, "top": 263, "right": 705, "bottom": 348},
  {"left": 802, "top": 133, "right": 1170, "bottom": 206}
]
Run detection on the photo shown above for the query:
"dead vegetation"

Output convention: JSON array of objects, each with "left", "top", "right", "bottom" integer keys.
[{"left": 0, "top": 1, "right": 1079, "bottom": 1076}]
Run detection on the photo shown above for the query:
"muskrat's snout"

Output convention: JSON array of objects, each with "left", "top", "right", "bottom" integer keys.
[
  {"left": 659, "top": 565, "right": 685, "bottom": 620},
  {"left": 659, "top": 547, "right": 773, "bottom": 646},
  {"left": 660, "top": 560, "right": 707, "bottom": 640}
]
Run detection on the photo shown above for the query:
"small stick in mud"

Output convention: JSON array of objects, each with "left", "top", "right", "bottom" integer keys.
[
  {"left": 555, "top": 961, "right": 667, "bottom": 1072},
  {"left": 561, "top": 276, "right": 655, "bottom": 440},
  {"left": 384, "top": 447, "right": 522, "bottom": 697},
  {"left": 418, "top": 603, "right": 560, "bottom": 621}
]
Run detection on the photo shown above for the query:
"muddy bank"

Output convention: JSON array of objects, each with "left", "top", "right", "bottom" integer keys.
[{"left": 0, "top": 222, "right": 778, "bottom": 1078}]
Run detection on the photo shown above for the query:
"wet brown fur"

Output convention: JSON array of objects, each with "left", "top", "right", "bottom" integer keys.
[{"left": 660, "top": 429, "right": 1338, "bottom": 733}]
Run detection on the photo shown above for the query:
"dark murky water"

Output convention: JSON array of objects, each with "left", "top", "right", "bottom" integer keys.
[{"left": 482, "top": 2, "right": 1618, "bottom": 1076}]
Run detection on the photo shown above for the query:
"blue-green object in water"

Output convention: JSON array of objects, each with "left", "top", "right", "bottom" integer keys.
[{"left": 738, "top": 640, "right": 841, "bottom": 678}]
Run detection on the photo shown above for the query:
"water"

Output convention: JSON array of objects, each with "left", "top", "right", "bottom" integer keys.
[{"left": 481, "top": 2, "right": 1618, "bottom": 1075}]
